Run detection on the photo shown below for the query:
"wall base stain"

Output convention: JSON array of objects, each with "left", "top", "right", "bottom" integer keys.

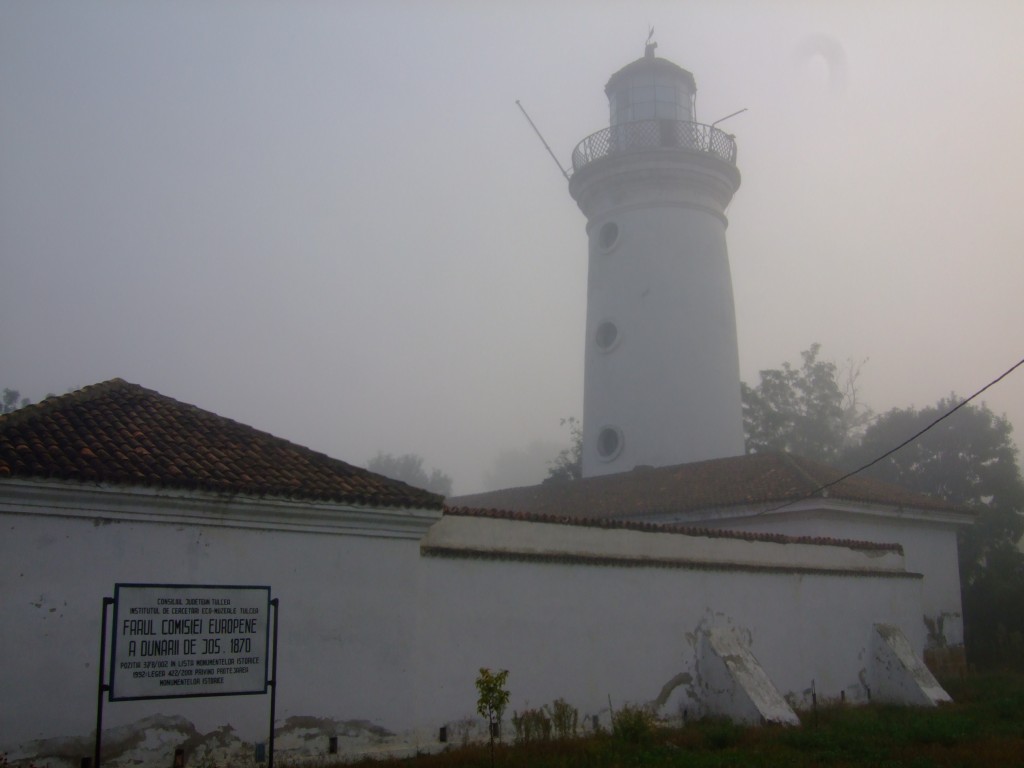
[{"left": 8, "top": 715, "right": 402, "bottom": 768}]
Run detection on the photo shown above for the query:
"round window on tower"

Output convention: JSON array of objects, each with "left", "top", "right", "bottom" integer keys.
[
  {"left": 595, "top": 321, "right": 620, "bottom": 352},
  {"left": 597, "top": 221, "right": 620, "bottom": 252},
  {"left": 596, "top": 426, "right": 624, "bottom": 461}
]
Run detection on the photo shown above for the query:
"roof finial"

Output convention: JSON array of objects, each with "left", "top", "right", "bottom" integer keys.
[{"left": 645, "top": 26, "right": 657, "bottom": 58}]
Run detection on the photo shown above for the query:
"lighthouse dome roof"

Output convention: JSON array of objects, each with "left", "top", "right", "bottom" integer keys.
[{"left": 605, "top": 55, "right": 696, "bottom": 96}]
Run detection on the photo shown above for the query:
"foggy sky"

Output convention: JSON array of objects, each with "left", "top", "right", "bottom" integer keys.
[{"left": 2, "top": 1, "right": 1022, "bottom": 494}]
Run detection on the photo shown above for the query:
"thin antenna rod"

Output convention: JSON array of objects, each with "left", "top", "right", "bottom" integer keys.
[
  {"left": 711, "top": 108, "right": 748, "bottom": 130},
  {"left": 515, "top": 100, "right": 571, "bottom": 182}
]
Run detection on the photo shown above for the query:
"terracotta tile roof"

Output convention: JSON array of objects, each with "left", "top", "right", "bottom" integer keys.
[
  {"left": 0, "top": 379, "right": 443, "bottom": 510},
  {"left": 449, "top": 451, "right": 966, "bottom": 520}
]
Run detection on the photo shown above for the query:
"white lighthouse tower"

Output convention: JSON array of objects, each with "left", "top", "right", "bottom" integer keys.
[{"left": 568, "top": 44, "right": 745, "bottom": 477}]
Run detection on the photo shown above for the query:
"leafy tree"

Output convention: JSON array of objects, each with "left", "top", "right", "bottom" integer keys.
[
  {"left": 476, "top": 667, "right": 510, "bottom": 765},
  {"left": 2, "top": 389, "right": 30, "bottom": 414},
  {"left": 545, "top": 417, "right": 582, "bottom": 483},
  {"left": 845, "top": 397, "right": 1024, "bottom": 579},
  {"left": 741, "top": 344, "right": 871, "bottom": 463},
  {"left": 366, "top": 452, "right": 453, "bottom": 496},
  {"left": 844, "top": 398, "right": 1024, "bottom": 666},
  {"left": 960, "top": 544, "right": 1024, "bottom": 667},
  {"left": 744, "top": 347, "right": 1024, "bottom": 667}
]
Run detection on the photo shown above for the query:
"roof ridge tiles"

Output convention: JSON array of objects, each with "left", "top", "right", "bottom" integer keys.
[
  {"left": 442, "top": 505, "right": 903, "bottom": 553},
  {"left": 449, "top": 451, "right": 967, "bottom": 519}
]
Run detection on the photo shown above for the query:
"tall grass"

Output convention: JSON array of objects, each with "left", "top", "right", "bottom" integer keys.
[{"left": 348, "top": 672, "right": 1024, "bottom": 768}]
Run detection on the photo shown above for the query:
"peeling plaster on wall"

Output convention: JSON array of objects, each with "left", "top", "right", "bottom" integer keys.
[
  {"left": 686, "top": 612, "right": 766, "bottom": 719},
  {"left": 858, "top": 667, "right": 872, "bottom": 701},
  {"left": 274, "top": 716, "right": 403, "bottom": 760},
  {"left": 11, "top": 716, "right": 210, "bottom": 768},
  {"left": 652, "top": 672, "right": 693, "bottom": 709},
  {"left": 9, "top": 715, "right": 407, "bottom": 768}
]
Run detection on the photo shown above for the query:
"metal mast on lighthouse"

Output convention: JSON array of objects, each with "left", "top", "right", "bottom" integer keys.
[{"left": 568, "top": 41, "right": 745, "bottom": 477}]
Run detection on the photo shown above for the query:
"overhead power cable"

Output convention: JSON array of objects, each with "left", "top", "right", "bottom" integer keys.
[{"left": 759, "top": 355, "right": 1024, "bottom": 515}]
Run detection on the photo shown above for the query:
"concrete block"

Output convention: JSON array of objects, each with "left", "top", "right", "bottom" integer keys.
[
  {"left": 700, "top": 628, "right": 800, "bottom": 725},
  {"left": 870, "top": 623, "right": 952, "bottom": 707}
]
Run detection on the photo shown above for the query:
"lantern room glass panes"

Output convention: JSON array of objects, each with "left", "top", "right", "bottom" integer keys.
[{"left": 609, "top": 70, "right": 694, "bottom": 126}]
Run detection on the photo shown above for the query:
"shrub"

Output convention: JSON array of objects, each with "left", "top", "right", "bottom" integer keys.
[
  {"left": 511, "top": 708, "right": 552, "bottom": 745},
  {"left": 475, "top": 667, "right": 510, "bottom": 768},
  {"left": 611, "top": 703, "right": 656, "bottom": 745},
  {"left": 699, "top": 716, "right": 745, "bottom": 749},
  {"left": 546, "top": 698, "right": 579, "bottom": 739},
  {"left": 475, "top": 668, "right": 510, "bottom": 740}
]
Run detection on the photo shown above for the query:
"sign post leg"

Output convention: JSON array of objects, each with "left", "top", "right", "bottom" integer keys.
[
  {"left": 95, "top": 597, "right": 114, "bottom": 768},
  {"left": 268, "top": 598, "right": 280, "bottom": 768}
]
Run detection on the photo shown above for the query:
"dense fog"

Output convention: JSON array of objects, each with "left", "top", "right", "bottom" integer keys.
[{"left": 2, "top": 1, "right": 1022, "bottom": 493}]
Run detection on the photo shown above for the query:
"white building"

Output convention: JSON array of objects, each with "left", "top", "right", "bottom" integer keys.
[
  {"left": 1, "top": 380, "right": 956, "bottom": 767},
  {"left": 453, "top": 451, "right": 974, "bottom": 673}
]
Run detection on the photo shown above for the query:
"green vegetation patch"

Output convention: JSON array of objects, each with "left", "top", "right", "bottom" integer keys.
[{"left": 344, "top": 672, "right": 1024, "bottom": 768}]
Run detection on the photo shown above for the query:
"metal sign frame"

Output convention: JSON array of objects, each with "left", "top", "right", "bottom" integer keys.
[
  {"left": 95, "top": 585, "right": 279, "bottom": 768},
  {"left": 109, "top": 583, "right": 271, "bottom": 701}
]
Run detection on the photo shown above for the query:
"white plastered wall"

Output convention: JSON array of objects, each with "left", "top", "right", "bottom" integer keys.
[
  {"left": 0, "top": 479, "right": 438, "bottom": 753},
  {"left": 663, "top": 503, "right": 967, "bottom": 647},
  {"left": 414, "top": 515, "right": 926, "bottom": 731},
  {"left": 3, "top": 483, "right": 932, "bottom": 764}
]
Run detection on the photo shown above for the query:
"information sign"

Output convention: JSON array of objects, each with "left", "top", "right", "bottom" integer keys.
[{"left": 109, "top": 583, "right": 270, "bottom": 701}]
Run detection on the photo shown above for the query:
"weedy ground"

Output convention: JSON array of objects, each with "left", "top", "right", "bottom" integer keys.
[{"left": 341, "top": 672, "right": 1024, "bottom": 768}]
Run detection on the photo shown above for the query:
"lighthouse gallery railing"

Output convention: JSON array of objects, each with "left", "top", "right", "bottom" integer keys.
[{"left": 571, "top": 119, "right": 737, "bottom": 174}]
